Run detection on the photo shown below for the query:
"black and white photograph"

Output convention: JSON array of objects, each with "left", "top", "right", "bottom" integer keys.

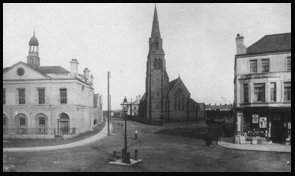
[{"left": 3, "top": 3, "right": 291, "bottom": 172}]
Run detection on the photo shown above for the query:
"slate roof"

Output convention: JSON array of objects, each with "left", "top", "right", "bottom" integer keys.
[
  {"left": 3, "top": 67, "right": 10, "bottom": 72},
  {"left": 36, "top": 66, "right": 70, "bottom": 74},
  {"left": 246, "top": 33, "right": 291, "bottom": 54},
  {"left": 169, "top": 78, "right": 178, "bottom": 90}
]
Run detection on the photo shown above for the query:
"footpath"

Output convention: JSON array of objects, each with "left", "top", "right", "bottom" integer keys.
[
  {"left": 3, "top": 123, "right": 110, "bottom": 152},
  {"left": 218, "top": 137, "right": 291, "bottom": 153}
]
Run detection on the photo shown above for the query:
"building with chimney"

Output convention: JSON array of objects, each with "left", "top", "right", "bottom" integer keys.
[
  {"left": 138, "top": 6, "right": 200, "bottom": 123},
  {"left": 233, "top": 33, "right": 291, "bottom": 144},
  {"left": 3, "top": 32, "right": 97, "bottom": 139}
]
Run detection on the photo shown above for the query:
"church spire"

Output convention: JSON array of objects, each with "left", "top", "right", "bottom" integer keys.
[
  {"left": 151, "top": 5, "right": 161, "bottom": 39},
  {"left": 149, "top": 5, "right": 164, "bottom": 55}
]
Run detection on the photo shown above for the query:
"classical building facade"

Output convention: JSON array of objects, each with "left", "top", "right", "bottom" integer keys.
[
  {"left": 3, "top": 32, "right": 96, "bottom": 138},
  {"left": 139, "top": 7, "right": 199, "bottom": 123},
  {"left": 233, "top": 33, "right": 291, "bottom": 144}
]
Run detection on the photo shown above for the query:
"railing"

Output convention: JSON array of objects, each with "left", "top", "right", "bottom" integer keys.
[{"left": 3, "top": 127, "right": 77, "bottom": 135}]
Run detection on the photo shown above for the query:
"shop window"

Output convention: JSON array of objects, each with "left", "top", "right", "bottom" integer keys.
[
  {"left": 254, "top": 83, "right": 265, "bottom": 102},
  {"left": 270, "top": 82, "right": 276, "bottom": 102},
  {"left": 284, "top": 82, "right": 291, "bottom": 101},
  {"left": 250, "top": 60, "right": 257, "bottom": 73}
]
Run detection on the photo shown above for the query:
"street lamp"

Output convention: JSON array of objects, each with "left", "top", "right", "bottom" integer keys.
[{"left": 120, "top": 96, "right": 130, "bottom": 163}]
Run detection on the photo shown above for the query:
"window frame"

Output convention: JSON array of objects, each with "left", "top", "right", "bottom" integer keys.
[
  {"left": 60, "top": 88, "right": 67, "bottom": 104},
  {"left": 3, "top": 89, "right": 6, "bottom": 105},
  {"left": 270, "top": 82, "right": 276, "bottom": 102},
  {"left": 254, "top": 83, "right": 265, "bottom": 102},
  {"left": 284, "top": 82, "right": 291, "bottom": 101},
  {"left": 243, "top": 84, "right": 249, "bottom": 103},
  {"left": 261, "top": 58, "right": 270, "bottom": 73},
  {"left": 19, "top": 117, "right": 26, "bottom": 126},
  {"left": 18, "top": 88, "right": 26, "bottom": 104},
  {"left": 287, "top": 56, "right": 291, "bottom": 71},
  {"left": 249, "top": 59, "right": 258, "bottom": 73},
  {"left": 38, "top": 88, "right": 45, "bottom": 104}
]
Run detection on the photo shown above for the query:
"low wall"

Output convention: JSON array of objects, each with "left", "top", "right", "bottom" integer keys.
[{"left": 3, "top": 134, "right": 55, "bottom": 139}]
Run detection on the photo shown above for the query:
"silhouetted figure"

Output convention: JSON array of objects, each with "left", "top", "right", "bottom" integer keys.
[
  {"left": 135, "top": 129, "right": 138, "bottom": 140},
  {"left": 204, "top": 135, "right": 212, "bottom": 147}
]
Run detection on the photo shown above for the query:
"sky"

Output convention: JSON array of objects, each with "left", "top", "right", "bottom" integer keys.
[{"left": 3, "top": 3, "right": 291, "bottom": 110}]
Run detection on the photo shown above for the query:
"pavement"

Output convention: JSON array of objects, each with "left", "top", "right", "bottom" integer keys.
[
  {"left": 3, "top": 122, "right": 109, "bottom": 152},
  {"left": 218, "top": 138, "right": 291, "bottom": 153}
]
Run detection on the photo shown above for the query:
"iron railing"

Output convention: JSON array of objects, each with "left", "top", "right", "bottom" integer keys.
[{"left": 3, "top": 127, "right": 77, "bottom": 135}]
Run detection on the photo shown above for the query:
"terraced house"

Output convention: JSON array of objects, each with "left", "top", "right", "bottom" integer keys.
[
  {"left": 3, "top": 32, "right": 95, "bottom": 139},
  {"left": 234, "top": 33, "right": 291, "bottom": 144}
]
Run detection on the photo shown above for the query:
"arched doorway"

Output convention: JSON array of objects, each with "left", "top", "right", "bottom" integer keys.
[
  {"left": 58, "top": 113, "right": 70, "bottom": 135},
  {"left": 3, "top": 114, "right": 8, "bottom": 134},
  {"left": 15, "top": 113, "right": 28, "bottom": 134},
  {"left": 35, "top": 113, "right": 48, "bottom": 134}
]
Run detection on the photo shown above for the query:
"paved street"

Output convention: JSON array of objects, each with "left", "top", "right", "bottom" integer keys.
[{"left": 3, "top": 119, "right": 291, "bottom": 172}]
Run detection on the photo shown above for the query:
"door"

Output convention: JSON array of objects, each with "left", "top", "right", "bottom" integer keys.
[{"left": 59, "top": 121, "right": 69, "bottom": 135}]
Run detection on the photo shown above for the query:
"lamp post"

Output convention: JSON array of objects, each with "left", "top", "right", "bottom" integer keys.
[{"left": 120, "top": 96, "right": 130, "bottom": 163}]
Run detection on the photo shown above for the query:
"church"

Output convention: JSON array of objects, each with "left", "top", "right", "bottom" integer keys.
[
  {"left": 139, "top": 6, "right": 199, "bottom": 123},
  {"left": 3, "top": 32, "right": 96, "bottom": 139}
]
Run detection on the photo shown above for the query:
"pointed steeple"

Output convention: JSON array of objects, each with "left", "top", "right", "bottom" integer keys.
[
  {"left": 151, "top": 5, "right": 161, "bottom": 39},
  {"left": 148, "top": 5, "right": 164, "bottom": 55}
]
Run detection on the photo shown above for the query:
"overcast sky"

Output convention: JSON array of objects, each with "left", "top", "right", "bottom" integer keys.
[{"left": 3, "top": 3, "right": 291, "bottom": 110}]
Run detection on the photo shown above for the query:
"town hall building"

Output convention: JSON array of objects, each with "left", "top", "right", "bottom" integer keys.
[
  {"left": 3, "top": 32, "right": 96, "bottom": 139},
  {"left": 139, "top": 7, "right": 199, "bottom": 123}
]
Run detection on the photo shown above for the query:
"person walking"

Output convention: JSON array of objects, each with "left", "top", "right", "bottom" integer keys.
[{"left": 135, "top": 129, "right": 138, "bottom": 140}]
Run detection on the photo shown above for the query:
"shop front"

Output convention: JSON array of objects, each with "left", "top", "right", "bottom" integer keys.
[{"left": 235, "top": 107, "right": 291, "bottom": 145}]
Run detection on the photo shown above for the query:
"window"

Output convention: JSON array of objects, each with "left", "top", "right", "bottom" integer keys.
[
  {"left": 60, "top": 89, "right": 67, "bottom": 104},
  {"left": 18, "top": 89, "right": 25, "bottom": 104},
  {"left": 38, "top": 88, "right": 45, "bottom": 104},
  {"left": 3, "top": 89, "right": 5, "bottom": 105},
  {"left": 178, "top": 96, "right": 181, "bottom": 111},
  {"left": 243, "top": 84, "right": 249, "bottom": 103},
  {"left": 270, "top": 82, "right": 276, "bottom": 102},
  {"left": 261, "top": 59, "right": 269, "bottom": 72},
  {"left": 158, "top": 58, "right": 162, "bottom": 70},
  {"left": 154, "top": 58, "right": 158, "bottom": 70},
  {"left": 3, "top": 117, "right": 7, "bottom": 126},
  {"left": 287, "top": 57, "right": 291, "bottom": 71},
  {"left": 39, "top": 117, "right": 46, "bottom": 126},
  {"left": 254, "top": 83, "right": 265, "bottom": 102},
  {"left": 182, "top": 95, "right": 185, "bottom": 110},
  {"left": 284, "top": 82, "right": 291, "bottom": 101},
  {"left": 250, "top": 60, "right": 257, "bottom": 73},
  {"left": 175, "top": 95, "right": 178, "bottom": 110},
  {"left": 19, "top": 117, "right": 26, "bottom": 125}
]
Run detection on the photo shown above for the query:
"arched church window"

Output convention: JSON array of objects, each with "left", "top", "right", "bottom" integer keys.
[
  {"left": 178, "top": 96, "right": 181, "bottom": 111},
  {"left": 174, "top": 95, "right": 177, "bottom": 110},
  {"left": 158, "top": 58, "right": 162, "bottom": 70},
  {"left": 154, "top": 58, "right": 158, "bottom": 70},
  {"left": 182, "top": 95, "right": 185, "bottom": 110}
]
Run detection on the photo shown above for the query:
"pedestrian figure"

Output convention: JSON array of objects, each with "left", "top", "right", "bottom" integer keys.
[
  {"left": 135, "top": 129, "right": 138, "bottom": 140},
  {"left": 204, "top": 135, "right": 212, "bottom": 147}
]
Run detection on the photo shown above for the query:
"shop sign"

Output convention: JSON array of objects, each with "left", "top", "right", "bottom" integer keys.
[
  {"left": 259, "top": 117, "right": 267, "bottom": 128},
  {"left": 252, "top": 114, "right": 259, "bottom": 123}
]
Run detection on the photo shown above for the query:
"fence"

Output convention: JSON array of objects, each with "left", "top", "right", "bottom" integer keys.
[{"left": 3, "top": 127, "right": 77, "bottom": 135}]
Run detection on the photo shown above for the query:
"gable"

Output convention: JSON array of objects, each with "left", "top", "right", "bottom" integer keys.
[
  {"left": 3, "top": 62, "right": 50, "bottom": 80},
  {"left": 168, "top": 78, "right": 191, "bottom": 97}
]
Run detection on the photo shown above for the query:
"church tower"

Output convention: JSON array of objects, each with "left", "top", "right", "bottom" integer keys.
[
  {"left": 27, "top": 30, "right": 40, "bottom": 68},
  {"left": 144, "top": 6, "right": 169, "bottom": 121}
]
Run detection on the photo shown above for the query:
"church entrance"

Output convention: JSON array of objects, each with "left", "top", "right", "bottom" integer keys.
[{"left": 57, "top": 113, "right": 70, "bottom": 135}]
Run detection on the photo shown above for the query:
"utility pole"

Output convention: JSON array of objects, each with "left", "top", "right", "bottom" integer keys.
[{"left": 107, "top": 71, "right": 110, "bottom": 135}]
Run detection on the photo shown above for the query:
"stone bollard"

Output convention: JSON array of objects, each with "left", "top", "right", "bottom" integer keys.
[
  {"left": 127, "top": 152, "right": 131, "bottom": 164},
  {"left": 135, "top": 149, "right": 138, "bottom": 160},
  {"left": 122, "top": 148, "right": 125, "bottom": 159},
  {"left": 113, "top": 151, "right": 117, "bottom": 161}
]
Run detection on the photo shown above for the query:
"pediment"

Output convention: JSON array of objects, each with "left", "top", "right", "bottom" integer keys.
[
  {"left": 3, "top": 62, "right": 50, "bottom": 80},
  {"left": 169, "top": 78, "right": 191, "bottom": 96}
]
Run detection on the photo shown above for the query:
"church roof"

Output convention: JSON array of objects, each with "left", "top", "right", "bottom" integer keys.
[
  {"left": 3, "top": 67, "right": 10, "bottom": 72},
  {"left": 169, "top": 78, "right": 178, "bottom": 90},
  {"left": 246, "top": 33, "right": 291, "bottom": 54},
  {"left": 36, "top": 66, "right": 70, "bottom": 74}
]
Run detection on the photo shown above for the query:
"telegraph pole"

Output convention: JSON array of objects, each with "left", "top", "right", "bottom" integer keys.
[{"left": 107, "top": 71, "right": 110, "bottom": 135}]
